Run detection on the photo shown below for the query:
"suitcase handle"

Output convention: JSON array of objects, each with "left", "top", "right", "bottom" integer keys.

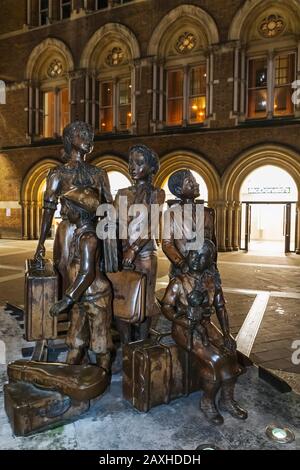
[
  {"left": 149, "top": 328, "right": 172, "bottom": 343},
  {"left": 37, "top": 397, "right": 71, "bottom": 419}
]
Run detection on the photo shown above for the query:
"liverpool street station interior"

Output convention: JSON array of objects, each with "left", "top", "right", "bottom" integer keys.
[{"left": 0, "top": 0, "right": 299, "bottom": 452}]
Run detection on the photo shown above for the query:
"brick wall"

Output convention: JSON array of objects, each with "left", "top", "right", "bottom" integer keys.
[{"left": 0, "top": 0, "right": 300, "bottom": 239}]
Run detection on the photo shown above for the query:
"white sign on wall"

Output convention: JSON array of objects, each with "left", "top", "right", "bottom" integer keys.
[{"left": 248, "top": 186, "right": 291, "bottom": 195}]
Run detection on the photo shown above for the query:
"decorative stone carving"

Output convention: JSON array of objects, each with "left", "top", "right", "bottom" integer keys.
[
  {"left": 105, "top": 47, "right": 125, "bottom": 66},
  {"left": 259, "top": 14, "right": 285, "bottom": 38},
  {"left": 47, "top": 60, "right": 64, "bottom": 78},
  {"left": 175, "top": 32, "right": 196, "bottom": 54}
]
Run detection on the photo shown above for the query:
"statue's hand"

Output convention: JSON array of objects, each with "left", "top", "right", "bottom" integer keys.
[
  {"left": 50, "top": 296, "right": 73, "bottom": 317},
  {"left": 123, "top": 248, "right": 136, "bottom": 269},
  {"left": 223, "top": 334, "right": 237, "bottom": 353},
  {"left": 33, "top": 244, "right": 46, "bottom": 266},
  {"left": 178, "top": 260, "right": 189, "bottom": 274}
]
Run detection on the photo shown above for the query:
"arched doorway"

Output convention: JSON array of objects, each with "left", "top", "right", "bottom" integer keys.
[
  {"left": 240, "top": 166, "right": 298, "bottom": 253},
  {"left": 222, "top": 145, "right": 300, "bottom": 254},
  {"left": 21, "top": 159, "right": 60, "bottom": 240}
]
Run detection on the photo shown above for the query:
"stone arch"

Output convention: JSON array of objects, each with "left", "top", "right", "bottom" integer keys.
[
  {"left": 222, "top": 144, "right": 300, "bottom": 201},
  {"left": 91, "top": 154, "right": 129, "bottom": 176},
  {"left": 154, "top": 150, "right": 221, "bottom": 204},
  {"left": 91, "top": 155, "right": 131, "bottom": 197},
  {"left": 228, "top": 0, "right": 300, "bottom": 42},
  {"left": 26, "top": 38, "right": 74, "bottom": 80},
  {"left": 148, "top": 4, "right": 219, "bottom": 57},
  {"left": 21, "top": 158, "right": 60, "bottom": 239},
  {"left": 221, "top": 144, "right": 300, "bottom": 252},
  {"left": 80, "top": 23, "right": 141, "bottom": 70}
]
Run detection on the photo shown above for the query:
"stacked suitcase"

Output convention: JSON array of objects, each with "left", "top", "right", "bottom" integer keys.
[{"left": 123, "top": 334, "right": 202, "bottom": 412}]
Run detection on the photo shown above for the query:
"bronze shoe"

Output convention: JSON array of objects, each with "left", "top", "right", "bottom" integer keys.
[{"left": 219, "top": 399, "right": 248, "bottom": 420}]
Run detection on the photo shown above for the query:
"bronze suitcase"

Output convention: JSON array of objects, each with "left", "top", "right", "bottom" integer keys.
[
  {"left": 107, "top": 270, "right": 146, "bottom": 323},
  {"left": 123, "top": 336, "right": 201, "bottom": 412},
  {"left": 4, "top": 381, "right": 89, "bottom": 436},
  {"left": 7, "top": 360, "right": 110, "bottom": 401},
  {"left": 24, "top": 259, "right": 58, "bottom": 341}
]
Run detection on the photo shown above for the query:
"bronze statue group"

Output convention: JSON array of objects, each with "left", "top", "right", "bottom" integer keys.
[{"left": 4, "top": 121, "right": 248, "bottom": 436}]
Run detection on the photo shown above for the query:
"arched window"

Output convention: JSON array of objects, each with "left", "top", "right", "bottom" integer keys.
[
  {"left": 148, "top": 5, "right": 219, "bottom": 131},
  {"left": 229, "top": 0, "right": 300, "bottom": 120},
  {"left": 98, "top": 44, "right": 132, "bottom": 133},
  {"left": 80, "top": 23, "right": 140, "bottom": 134},
  {"left": 26, "top": 39, "right": 74, "bottom": 139}
]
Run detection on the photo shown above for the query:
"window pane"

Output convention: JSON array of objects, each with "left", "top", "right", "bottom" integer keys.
[
  {"left": 167, "top": 99, "right": 183, "bottom": 125},
  {"left": 100, "top": 108, "right": 113, "bottom": 132},
  {"left": 167, "top": 70, "right": 183, "bottom": 99},
  {"left": 100, "top": 82, "right": 113, "bottom": 132},
  {"left": 59, "top": 88, "right": 69, "bottom": 136},
  {"left": 118, "top": 78, "right": 131, "bottom": 130},
  {"left": 248, "top": 58, "right": 268, "bottom": 118},
  {"left": 190, "top": 66, "right": 206, "bottom": 96},
  {"left": 189, "top": 96, "right": 206, "bottom": 123},
  {"left": 61, "top": 0, "right": 71, "bottom": 19},
  {"left": 274, "top": 87, "right": 294, "bottom": 116},
  {"left": 248, "top": 58, "right": 268, "bottom": 88},
  {"left": 248, "top": 89, "right": 267, "bottom": 118},
  {"left": 119, "top": 105, "right": 131, "bottom": 131},
  {"left": 96, "top": 0, "right": 108, "bottom": 8},
  {"left": 119, "top": 79, "right": 131, "bottom": 106},
  {"left": 275, "top": 54, "right": 295, "bottom": 86},
  {"left": 101, "top": 82, "right": 113, "bottom": 107},
  {"left": 274, "top": 54, "right": 295, "bottom": 117},
  {"left": 40, "top": 0, "right": 49, "bottom": 25},
  {"left": 167, "top": 70, "right": 183, "bottom": 125},
  {"left": 43, "top": 91, "right": 55, "bottom": 137}
]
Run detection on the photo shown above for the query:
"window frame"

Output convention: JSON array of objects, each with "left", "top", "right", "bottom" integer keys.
[
  {"left": 42, "top": 86, "right": 70, "bottom": 138},
  {"left": 99, "top": 74, "right": 132, "bottom": 134},
  {"left": 39, "top": 0, "right": 50, "bottom": 26},
  {"left": 246, "top": 54, "right": 269, "bottom": 119},
  {"left": 165, "top": 62, "right": 207, "bottom": 127},
  {"left": 187, "top": 64, "right": 207, "bottom": 125},
  {"left": 273, "top": 51, "right": 296, "bottom": 118},
  {"left": 60, "top": 0, "right": 72, "bottom": 20},
  {"left": 246, "top": 49, "right": 297, "bottom": 120},
  {"left": 95, "top": 0, "right": 109, "bottom": 9},
  {"left": 166, "top": 67, "right": 184, "bottom": 127}
]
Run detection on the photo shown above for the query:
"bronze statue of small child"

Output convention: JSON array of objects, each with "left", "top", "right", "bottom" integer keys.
[
  {"left": 175, "top": 240, "right": 221, "bottom": 347},
  {"left": 185, "top": 289, "right": 210, "bottom": 347}
]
